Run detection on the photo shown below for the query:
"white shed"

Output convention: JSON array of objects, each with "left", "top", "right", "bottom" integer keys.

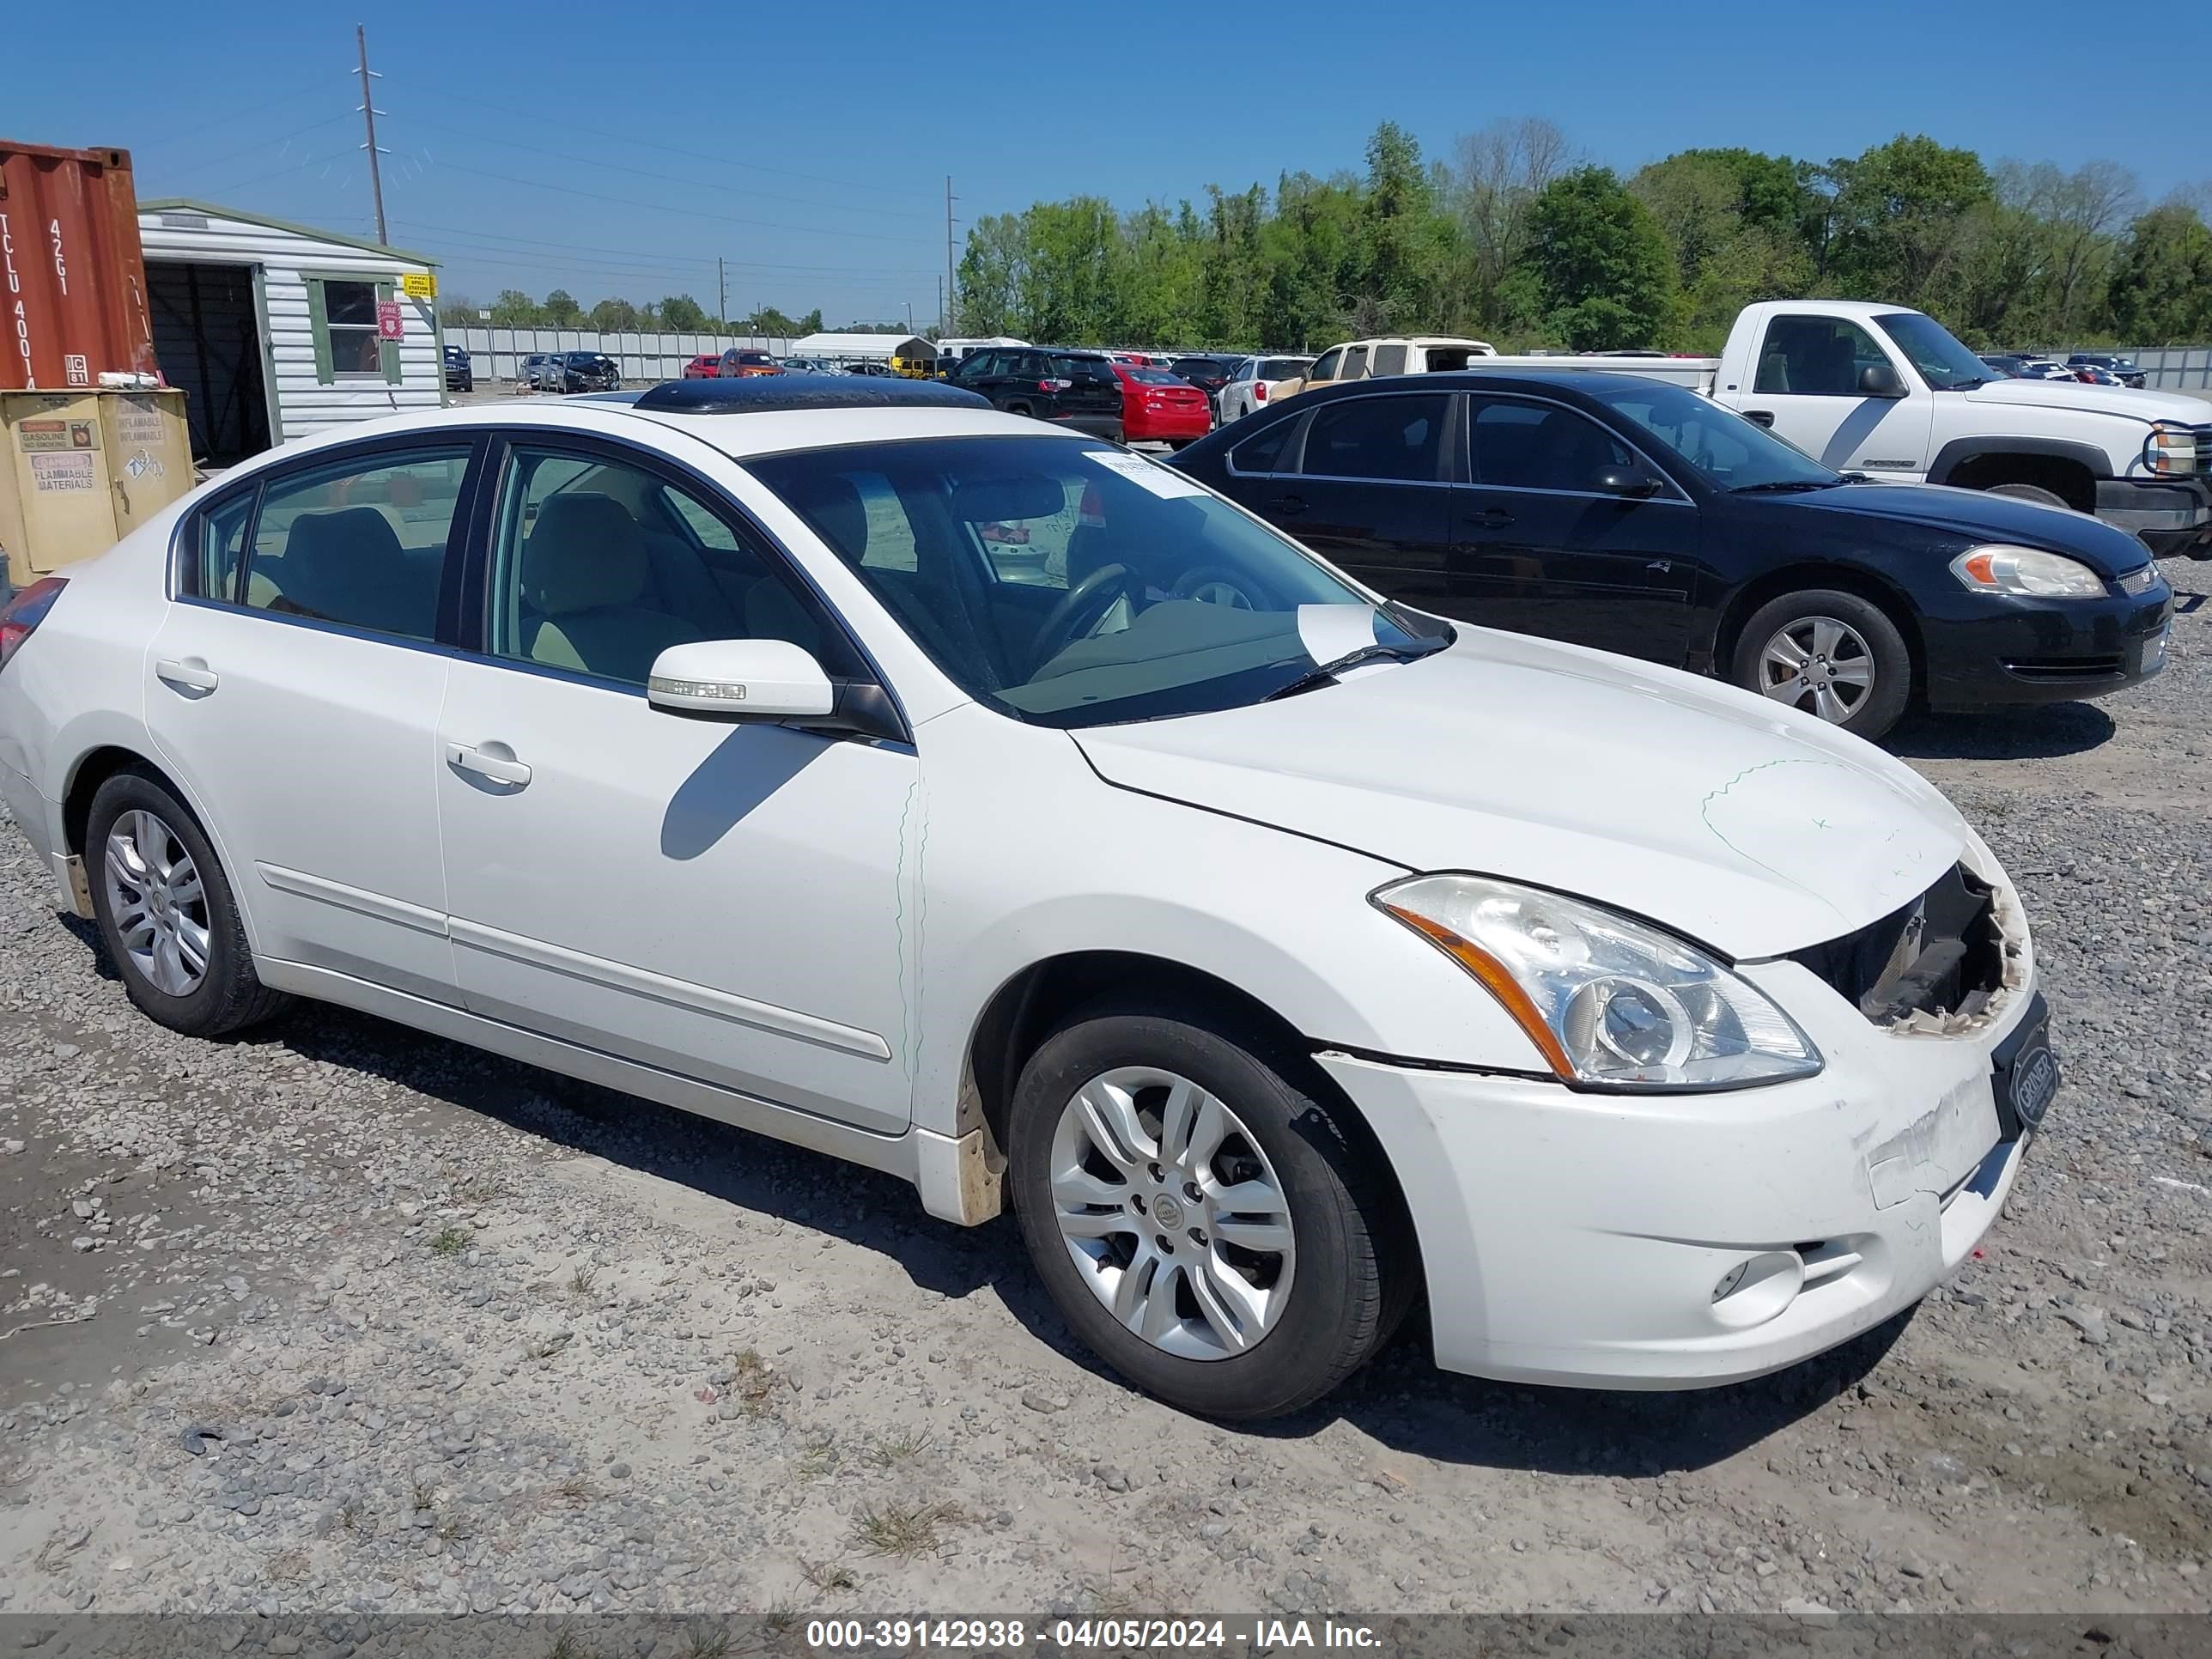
[
  {"left": 789, "top": 331, "right": 938, "bottom": 366},
  {"left": 136, "top": 198, "right": 446, "bottom": 468}
]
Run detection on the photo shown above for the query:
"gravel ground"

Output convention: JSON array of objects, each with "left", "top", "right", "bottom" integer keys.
[{"left": 3, "top": 559, "right": 2210, "bottom": 1621}]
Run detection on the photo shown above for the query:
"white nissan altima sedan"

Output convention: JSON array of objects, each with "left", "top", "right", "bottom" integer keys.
[{"left": 0, "top": 377, "right": 2057, "bottom": 1419}]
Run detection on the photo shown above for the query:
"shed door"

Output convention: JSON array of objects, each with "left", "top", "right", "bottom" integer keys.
[{"left": 145, "top": 261, "right": 274, "bottom": 467}]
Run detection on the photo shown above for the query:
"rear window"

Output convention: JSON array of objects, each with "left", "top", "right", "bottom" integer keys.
[
  {"left": 1259, "top": 358, "right": 1311, "bottom": 380},
  {"left": 1129, "top": 368, "right": 1184, "bottom": 385},
  {"left": 1053, "top": 354, "right": 1116, "bottom": 382}
]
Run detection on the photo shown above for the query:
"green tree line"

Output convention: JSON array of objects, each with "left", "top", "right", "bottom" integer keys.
[
  {"left": 437, "top": 292, "right": 830, "bottom": 336},
  {"left": 953, "top": 119, "right": 2212, "bottom": 353}
]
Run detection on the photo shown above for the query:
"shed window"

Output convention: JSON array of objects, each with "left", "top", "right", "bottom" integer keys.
[{"left": 307, "top": 275, "right": 401, "bottom": 385}]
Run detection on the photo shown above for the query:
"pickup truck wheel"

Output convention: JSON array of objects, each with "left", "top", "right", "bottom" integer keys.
[
  {"left": 1009, "top": 1002, "right": 1409, "bottom": 1419},
  {"left": 1984, "top": 483, "right": 2069, "bottom": 510},
  {"left": 1732, "top": 589, "right": 1911, "bottom": 740}
]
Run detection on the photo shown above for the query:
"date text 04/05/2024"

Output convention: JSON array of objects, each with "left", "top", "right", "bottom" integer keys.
[{"left": 803, "top": 1618, "right": 1383, "bottom": 1650}]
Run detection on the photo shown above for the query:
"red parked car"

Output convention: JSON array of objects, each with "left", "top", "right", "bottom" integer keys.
[
  {"left": 720, "top": 349, "right": 783, "bottom": 378},
  {"left": 1109, "top": 363, "right": 1211, "bottom": 447},
  {"left": 682, "top": 355, "right": 722, "bottom": 379}
]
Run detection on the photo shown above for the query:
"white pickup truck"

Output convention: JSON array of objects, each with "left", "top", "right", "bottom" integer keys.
[{"left": 1483, "top": 301, "right": 2212, "bottom": 556}]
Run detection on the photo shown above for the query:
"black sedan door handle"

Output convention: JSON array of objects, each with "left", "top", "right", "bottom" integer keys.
[
  {"left": 1269, "top": 494, "right": 1308, "bottom": 517},
  {"left": 1743, "top": 410, "right": 1776, "bottom": 428},
  {"left": 1462, "top": 507, "right": 1515, "bottom": 528}
]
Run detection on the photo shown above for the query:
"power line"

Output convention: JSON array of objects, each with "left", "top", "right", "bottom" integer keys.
[
  {"left": 390, "top": 112, "right": 939, "bottom": 224},
  {"left": 420, "top": 159, "right": 939, "bottom": 246},
  {"left": 153, "top": 112, "right": 355, "bottom": 185},
  {"left": 405, "top": 84, "right": 930, "bottom": 200},
  {"left": 387, "top": 219, "right": 940, "bottom": 277}
]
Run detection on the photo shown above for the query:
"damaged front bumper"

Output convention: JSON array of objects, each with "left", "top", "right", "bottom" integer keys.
[{"left": 1316, "top": 855, "right": 2048, "bottom": 1390}]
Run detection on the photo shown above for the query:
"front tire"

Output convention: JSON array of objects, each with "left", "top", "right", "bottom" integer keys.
[
  {"left": 86, "top": 769, "right": 289, "bottom": 1038},
  {"left": 1009, "top": 1001, "right": 1408, "bottom": 1419},
  {"left": 1983, "top": 482, "right": 2071, "bottom": 510},
  {"left": 1730, "top": 588, "right": 1912, "bottom": 740}
]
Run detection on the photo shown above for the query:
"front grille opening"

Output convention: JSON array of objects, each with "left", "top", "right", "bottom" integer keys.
[{"left": 1789, "top": 864, "right": 2008, "bottom": 1030}]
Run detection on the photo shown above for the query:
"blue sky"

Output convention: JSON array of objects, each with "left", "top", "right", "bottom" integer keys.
[{"left": 9, "top": 0, "right": 2195, "bottom": 326}]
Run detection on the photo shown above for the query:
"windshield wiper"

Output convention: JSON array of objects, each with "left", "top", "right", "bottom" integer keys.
[
  {"left": 1262, "top": 641, "right": 1443, "bottom": 702},
  {"left": 1731, "top": 478, "right": 1838, "bottom": 494}
]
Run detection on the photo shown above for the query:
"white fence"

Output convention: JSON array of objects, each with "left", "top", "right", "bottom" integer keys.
[
  {"left": 2030, "top": 346, "right": 2212, "bottom": 392},
  {"left": 447, "top": 328, "right": 795, "bottom": 386}
]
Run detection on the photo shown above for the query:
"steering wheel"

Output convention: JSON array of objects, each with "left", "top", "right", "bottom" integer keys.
[
  {"left": 1171, "top": 565, "right": 1261, "bottom": 610},
  {"left": 1030, "top": 562, "right": 1134, "bottom": 674}
]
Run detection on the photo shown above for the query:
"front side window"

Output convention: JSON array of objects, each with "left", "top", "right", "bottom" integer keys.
[
  {"left": 1300, "top": 393, "right": 1448, "bottom": 483},
  {"left": 1309, "top": 348, "right": 1345, "bottom": 381},
  {"left": 1753, "top": 316, "right": 1890, "bottom": 397},
  {"left": 1468, "top": 398, "right": 1635, "bottom": 493},
  {"left": 239, "top": 447, "right": 469, "bottom": 640},
  {"left": 488, "top": 447, "right": 854, "bottom": 688},
  {"left": 746, "top": 434, "right": 1448, "bottom": 729}
]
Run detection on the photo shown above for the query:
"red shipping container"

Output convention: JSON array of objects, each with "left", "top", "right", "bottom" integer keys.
[{"left": 0, "top": 141, "right": 161, "bottom": 392}]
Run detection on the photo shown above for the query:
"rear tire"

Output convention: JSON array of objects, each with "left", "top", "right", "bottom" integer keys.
[
  {"left": 86, "top": 769, "right": 289, "bottom": 1038},
  {"left": 1983, "top": 482, "right": 2071, "bottom": 511},
  {"left": 1009, "top": 1000, "right": 1410, "bottom": 1419},
  {"left": 1730, "top": 588, "right": 1912, "bottom": 741}
]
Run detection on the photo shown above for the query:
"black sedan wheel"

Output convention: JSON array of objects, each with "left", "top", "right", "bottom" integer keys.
[{"left": 1732, "top": 589, "right": 1911, "bottom": 740}]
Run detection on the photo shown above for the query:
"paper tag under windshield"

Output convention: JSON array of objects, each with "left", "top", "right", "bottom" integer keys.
[{"left": 1083, "top": 448, "right": 1208, "bottom": 499}]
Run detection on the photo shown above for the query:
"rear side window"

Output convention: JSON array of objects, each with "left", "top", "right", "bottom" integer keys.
[
  {"left": 1340, "top": 345, "right": 1370, "bottom": 382},
  {"left": 239, "top": 448, "right": 470, "bottom": 641},
  {"left": 194, "top": 489, "right": 257, "bottom": 602},
  {"left": 1300, "top": 394, "right": 1448, "bottom": 483},
  {"left": 1370, "top": 343, "right": 1407, "bottom": 377},
  {"left": 1230, "top": 420, "right": 1297, "bottom": 475}
]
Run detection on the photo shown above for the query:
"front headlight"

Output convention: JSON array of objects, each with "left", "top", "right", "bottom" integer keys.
[
  {"left": 2145, "top": 422, "right": 2199, "bottom": 477},
  {"left": 1949, "top": 544, "right": 2106, "bottom": 598},
  {"left": 1373, "top": 874, "right": 1822, "bottom": 1091}
]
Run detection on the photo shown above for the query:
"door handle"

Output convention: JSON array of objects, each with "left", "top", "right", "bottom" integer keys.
[
  {"left": 1462, "top": 507, "right": 1515, "bottom": 528},
  {"left": 1268, "top": 494, "right": 1308, "bottom": 516},
  {"left": 445, "top": 742, "right": 532, "bottom": 787},
  {"left": 155, "top": 657, "right": 220, "bottom": 694},
  {"left": 1743, "top": 410, "right": 1776, "bottom": 428}
]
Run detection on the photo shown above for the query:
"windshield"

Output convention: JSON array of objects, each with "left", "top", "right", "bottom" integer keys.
[
  {"left": 1587, "top": 380, "right": 1842, "bottom": 492},
  {"left": 1874, "top": 313, "right": 1989, "bottom": 391},
  {"left": 744, "top": 434, "right": 1449, "bottom": 728}
]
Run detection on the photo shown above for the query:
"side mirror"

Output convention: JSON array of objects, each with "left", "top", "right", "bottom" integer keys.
[
  {"left": 647, "top": 639, "right": 835, "bottom": 720},
  {"left": 1858, "top": 362, "right": 1906, "bottom": 398},
  {"left": 1595, "top": 468, "right": 1663, "bottom": 498}
]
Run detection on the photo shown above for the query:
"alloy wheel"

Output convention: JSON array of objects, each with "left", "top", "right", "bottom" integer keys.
[
  {"left": 1048, "top": 1066, "right": 1296, "bottom": 1360},
  {"left": 103, "top": 808, "right": 210, "bottom": 995},
  {"left": 1758, "top": 615, "right": 1875, "bottom": 723}
]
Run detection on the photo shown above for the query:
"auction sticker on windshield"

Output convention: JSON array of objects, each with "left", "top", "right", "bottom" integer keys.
[{"left": 1084, "top": 448, "right": 1207, "bottom": 498}]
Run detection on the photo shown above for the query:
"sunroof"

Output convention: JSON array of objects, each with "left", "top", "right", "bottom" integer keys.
[{"left": 631, "top": 378, "right": 991, "bottom": 415}]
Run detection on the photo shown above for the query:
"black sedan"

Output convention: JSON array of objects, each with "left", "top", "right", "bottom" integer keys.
[
  {"left": 556, "top": 351, "right": 621, "bottom": 393},
  {"left": 1169, "top": 370, "right": 2172, "bottom": 739}
]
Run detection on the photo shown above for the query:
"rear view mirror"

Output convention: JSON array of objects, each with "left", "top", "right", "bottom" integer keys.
[
  {"left": 1595, "top": 468, "right": 1663, "bottom": 497},
  {"left": 951, "top": 475, "right": 1065, "bottom": 522},
  {"left": 1858, "top": 362, "right": 1906, "bottom": 398},
  {"left": 647, "top": 639, "right": 834, "bottom": 720}
]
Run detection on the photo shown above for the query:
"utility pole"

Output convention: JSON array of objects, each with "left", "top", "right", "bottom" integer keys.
[
  {"left": 717, "top": 258, "right": 727, "bottom": 326},
  {"left": 945, "top": 176, "right": 957, "bottom": 333},
  {"left": 936, "top": 276, "right": 944, "bottom": 336},
  {"left": 355, "top": 25, "right": 389, "bottom": 246},
  {"left": 905, "top": 301, "right": 915, "bottom": 337}
]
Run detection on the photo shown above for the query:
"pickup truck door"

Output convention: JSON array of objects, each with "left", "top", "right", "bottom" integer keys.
[
  {"left": 1728, "top": 314, "right": 1934, "bottom": 482},
  {"left": 1449, "top": 395, "right": 1698, "bottom": 665}
]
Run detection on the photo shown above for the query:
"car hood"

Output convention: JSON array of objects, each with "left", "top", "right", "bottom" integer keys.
[
  {"left": 1960, "top": 377, "right": 2212, "bottom": 423},
  {"left": 1073, "top": 630, "right": 1969, "bottom": 960},
  {"left": 1751, "top": 481, "right": 2154, "bottom": 574}
]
